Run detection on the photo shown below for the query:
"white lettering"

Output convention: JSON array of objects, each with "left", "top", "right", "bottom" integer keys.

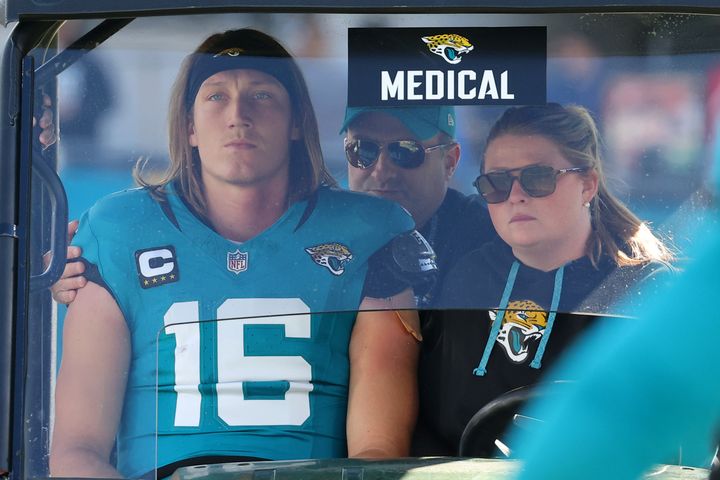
[
  {"left": 138, "top": 249, "right": 174, "bottom": 277},
  {"left": 378, "top": 69, "right": 517, "bottom": 102},
  {"left": 478, "top": 70, "right": 499, "bottom": 99},
  {"left": 381, "top": 71, "right": 404, "bottom": 100},
  {"left": 458, "top": 70, "right": 476, "bottom": 99},
  {"left": 425, "top": 70, "right": 444, "bottom": 100},
  {"left": 407, "top": 70, "right": 423, "bottom": 100},
  {"left": 447, "top": 70, "right": 455, "bottom": 100},
  {"left": 501, "top": 70, "right": 515, "bottom": 99}
]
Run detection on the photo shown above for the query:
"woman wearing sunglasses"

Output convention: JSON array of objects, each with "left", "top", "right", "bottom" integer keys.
[{"left": 413, "top": 103, "right": 675, "bottom": 456}]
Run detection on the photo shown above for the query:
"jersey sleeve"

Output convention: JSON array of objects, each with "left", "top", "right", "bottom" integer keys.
[
  {"left": 70, "top": 198, "right": 136, "bottom": 322},
  {"left": 72, "top": 209, "right": 114, "bottom": 295}
]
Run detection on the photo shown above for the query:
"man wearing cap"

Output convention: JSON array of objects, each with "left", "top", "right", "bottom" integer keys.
[
  {"left": 340, "top": 106, "right": 496, "bottom": 455},
  {"left": 340, "top": 106, "right": 494, "bottom": 308}
]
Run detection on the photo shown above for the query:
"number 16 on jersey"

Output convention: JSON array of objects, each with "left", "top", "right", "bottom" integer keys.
[{"left": 162, "top": 298, "right": 313, "bottom": 427}]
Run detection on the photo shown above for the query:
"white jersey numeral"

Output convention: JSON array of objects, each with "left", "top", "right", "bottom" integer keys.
[
  {"left": 163, "top": 298, "right": 313, "bottom": 427},
  {"left": 163, "top": 302, "right": 202, "bottom": 427}
]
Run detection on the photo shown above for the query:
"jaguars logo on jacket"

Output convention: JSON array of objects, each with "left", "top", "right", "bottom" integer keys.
[{"left": 489, "top": 300, "right": 548, "bottom": 363}]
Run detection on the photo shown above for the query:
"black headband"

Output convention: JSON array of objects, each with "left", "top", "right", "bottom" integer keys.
[{"left": 185, "top": 47, "right": 296, "bottom": 108}]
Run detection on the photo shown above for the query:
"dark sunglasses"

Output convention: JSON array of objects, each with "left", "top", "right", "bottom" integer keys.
[
  {"left": 344, "top": 138, "right": 455, "bottom": 170},
  {"left": 474, "top": 164, "right": 590, "bottom": 204}
]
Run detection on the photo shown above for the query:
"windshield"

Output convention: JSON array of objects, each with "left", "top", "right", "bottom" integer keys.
[
  {"left": 45, "top": 13, "right": 715, "bottom": 312},
  {"left": 21, "top": 10, "right": 719, "bottom": 479}
]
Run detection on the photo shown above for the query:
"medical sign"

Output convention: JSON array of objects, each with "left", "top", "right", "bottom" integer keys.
[{"left": 347, "top": 27, "right": 546, "bottom": 106}]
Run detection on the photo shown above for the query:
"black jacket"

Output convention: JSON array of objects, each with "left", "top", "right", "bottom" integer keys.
[
  {"left": 413, "top": 238, "right": 668, "bottom": 456},
  {"left": 416, "top": 188, "right": 495, "bottom": 307}
]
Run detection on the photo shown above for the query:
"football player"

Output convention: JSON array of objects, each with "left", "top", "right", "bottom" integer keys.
[{"left": 49, "top": 29, "right": 434, "bottom": 478}]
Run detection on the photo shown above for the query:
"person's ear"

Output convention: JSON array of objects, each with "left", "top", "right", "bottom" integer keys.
[
  {"left": 291, "top": 116, "right": 301, "bottom": 141},
  {"left": 188, "top": 115, "right": 198, "bottom": 147},
  {"left": 582, "top": 168, "right": 599, "bottom": 204},
  {"left": 444, "top": 142, "right": 461, "bottom": 180}
]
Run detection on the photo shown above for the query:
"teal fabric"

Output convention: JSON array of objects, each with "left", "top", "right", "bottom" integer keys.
[
  {"left": 340, "top": 105, "right": 456, "bottom": 140},
  {"left": 473, "top": 260, "right": 519, "bottom": 376},
  {"left": 512, "top": 222, "right": 720, "bottom": 479},
  {"left": 72, "top": 186, "right": 413, "bottom": 478}
]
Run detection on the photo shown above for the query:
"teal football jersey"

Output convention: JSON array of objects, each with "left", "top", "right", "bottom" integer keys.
[{"left": 71, "top": 185, "right": 414, "bottom": 477}]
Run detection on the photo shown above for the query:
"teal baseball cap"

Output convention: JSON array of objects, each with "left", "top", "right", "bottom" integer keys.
[{"left": 340, "top": 106, "right": 456, "bottom": 140}]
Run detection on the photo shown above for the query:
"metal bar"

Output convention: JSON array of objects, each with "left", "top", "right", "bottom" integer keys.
[
  {"left": 28, "top": 155, "right": 68, "bottom": 292},
  {"left": 34, "top": 18, "right": 134, "bottom": 87},
  {"left": 0, "top": 224, "right": 18, "bottom": 239},
  {"left": 0, "top": 28, "right": 24, "bottom": 480},
  {"left": 7, "top": 53, "right": 36, "bottom": 480},
  {"left": 4, "top": 0, "right": 720, "bottom": 24},
  {"left": 0, "top": 19, "right": 62, "bottom": 477}
]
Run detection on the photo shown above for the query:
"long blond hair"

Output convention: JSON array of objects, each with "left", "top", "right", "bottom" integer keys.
[
  {"left": 484, "top": 103, "right": 675, "bottom": 268},
  {"left": 135, "top": 28, "right": 335, "bottom": 218}
]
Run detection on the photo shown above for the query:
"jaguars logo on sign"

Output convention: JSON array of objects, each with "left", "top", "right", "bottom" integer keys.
[
  {"left": 305, "top": 243, "right": 353, "bottom": 276},
  {"left": 489, "top": 300, "right": 548, "bottom": 364},
  {"left": 421, "top": 34, "right": 474, "bottom": 65}
]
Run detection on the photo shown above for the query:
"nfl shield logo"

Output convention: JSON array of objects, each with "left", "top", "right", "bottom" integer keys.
[{"left": 227, "top": 250, "right": 248, "bottom": 274}]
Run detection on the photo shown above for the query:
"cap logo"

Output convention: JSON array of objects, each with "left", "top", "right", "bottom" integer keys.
[
  {"left": 421, "top": 34, "right": 474, "bottom": 65},
  {"left": 447, "top": 113, "right": 455, "bottom": 127},
  {"left": 214, "top": 48, "right": 244, "bottom": 58}
]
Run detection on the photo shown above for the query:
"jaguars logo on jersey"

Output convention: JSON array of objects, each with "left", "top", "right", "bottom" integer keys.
[
  {"left": 489, "top": 300, "right": 548, "bottom": 364},
  {"left": 305, "top": 243, "right": 353, "bottom": 276},
  {"left": 421, "top": 34, "right": 474, "bottom": 65}
]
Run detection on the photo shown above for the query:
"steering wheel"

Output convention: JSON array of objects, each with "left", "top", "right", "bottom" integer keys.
[{"left": 458, "top": 382, "right": 568, "bottom": 457}]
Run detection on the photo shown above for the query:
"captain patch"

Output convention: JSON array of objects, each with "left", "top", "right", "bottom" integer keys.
[{"left": 135, "top": 246, "right": 179, "bottom": 289}]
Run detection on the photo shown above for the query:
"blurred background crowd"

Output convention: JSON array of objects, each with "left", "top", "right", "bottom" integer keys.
[{"left": 3, "top": 11, "right": 719, "bottom": 248}]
